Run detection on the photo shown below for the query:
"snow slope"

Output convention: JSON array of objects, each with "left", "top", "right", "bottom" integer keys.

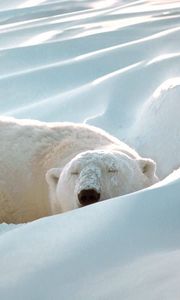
[
  {"left": 0, "top": 0, "right": 180, "bottom": 299},
  {"left": 1, "top": 176, "right": 180, "bottom": 300}
]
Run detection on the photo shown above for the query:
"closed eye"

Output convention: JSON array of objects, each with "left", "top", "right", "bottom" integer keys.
[
  {"left": 71, "top": 171, "right": 79, "bottom": 175},
  {"left": 108, "top": 169, "right": 118, "bottom": 173}
]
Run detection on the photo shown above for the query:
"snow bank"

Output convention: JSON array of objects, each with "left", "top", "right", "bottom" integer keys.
[
  {"left": 127, "top": 78, "right": 180, "bottom": 178},
  {"left": 1, "top": 180, "right": 180, "bottom": 299}
]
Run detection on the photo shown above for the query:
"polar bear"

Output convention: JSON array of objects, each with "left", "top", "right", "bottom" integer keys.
[
  {"left": 127, "top": 77, "right": 180, "bottom": 179},
  {"left": 0, "top": 117, "right": 158, "bottom": 224}
]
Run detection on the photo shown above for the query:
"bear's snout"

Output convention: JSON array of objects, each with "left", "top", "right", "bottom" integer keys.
[{"left": 78, "top": 189, "right": 100, "bottom": 206}]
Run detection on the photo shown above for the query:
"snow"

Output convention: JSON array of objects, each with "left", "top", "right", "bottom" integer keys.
[
  {"left": 0, "top": 0, "right": 180, "bottom": 299},
  {"left": 127, "top": 77, "right": 180, "bottom": 178}
]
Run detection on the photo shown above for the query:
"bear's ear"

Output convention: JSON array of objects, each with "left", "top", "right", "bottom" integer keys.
[
  {"left": 138, "top": 158, "right": 157, "bottom": 178},
  {"left": 46, "top": 168, "right": 63, "bottom": 188}
]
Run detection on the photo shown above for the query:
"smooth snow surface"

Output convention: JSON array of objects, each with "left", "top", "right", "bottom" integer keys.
[
  {"left": 1, "top": 0, "right": 180, "bottom": 299},
  {"left": 127, "top": 77, "right": 180, "bottom": 178}
]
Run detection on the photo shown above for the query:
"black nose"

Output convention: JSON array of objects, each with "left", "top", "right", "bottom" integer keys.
[{"left": 78, "top": 189, "right": 100, "bottom": 206}]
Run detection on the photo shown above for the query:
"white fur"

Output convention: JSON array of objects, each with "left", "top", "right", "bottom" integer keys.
[
  {"left": 128, "top": 78, "right": 180, "bottom": 179},
  {"left": 0, "top": 117, "right": 158, "bottom": 223},
  {"left": 47, "top": 150, "right": 158, "bottom": 214}
]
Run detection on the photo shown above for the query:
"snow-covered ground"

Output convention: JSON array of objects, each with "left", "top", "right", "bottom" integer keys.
[{"left": 1, "top": 0, "right": 180, "bottom": 299}]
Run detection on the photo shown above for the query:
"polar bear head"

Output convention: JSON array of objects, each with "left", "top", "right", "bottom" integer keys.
[{"left": 46, "top": 150, "right": 158, "bottom": 213}]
